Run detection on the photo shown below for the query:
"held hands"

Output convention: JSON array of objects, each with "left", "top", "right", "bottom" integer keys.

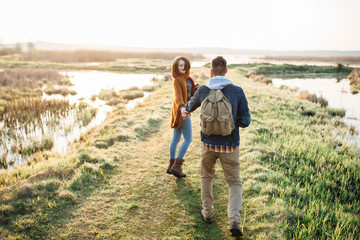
[
  {"left": 181, "top": 107, "right": 189, "bottom": 119},
  {"left": 195, "top": 83, "right": 201, "bottom": 91}
]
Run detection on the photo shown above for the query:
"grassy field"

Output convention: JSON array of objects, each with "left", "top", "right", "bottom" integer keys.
[
  {"left": 0, "top": 60, "right": 359, "bottom": 239},
  {"left": 0, "top": 52, "right": 201, "bottom": 74}
]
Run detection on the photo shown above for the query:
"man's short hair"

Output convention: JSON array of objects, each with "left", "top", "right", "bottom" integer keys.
[{"left": 211, "top": 56, "right": 227, "bottom": 75}]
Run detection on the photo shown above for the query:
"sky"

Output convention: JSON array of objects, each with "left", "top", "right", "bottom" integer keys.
[{"left": 1, "top": 0, "right": 360, "bottom": 51}]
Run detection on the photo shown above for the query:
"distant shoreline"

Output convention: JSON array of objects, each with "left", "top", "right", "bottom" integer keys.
[
  {"left": 3, "top": 41, "right": 360, "bottom": 57},
  {"left": 254, "top": 55, "right": 360, "bottom": 65}
]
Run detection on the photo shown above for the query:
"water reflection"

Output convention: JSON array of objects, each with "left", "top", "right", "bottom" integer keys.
[
  {"left": 126, "top": 92, "right": 151, "bottom": 110},
  {"left": 1, "top": 71, "right": 158, "bottom": 169},
  {"left": 45, "top": 71, "right": 159, "bottom": 152},
  {"left": 272, "top": 78, "right": 360, "bottom": 145},
  {"left": 65, "top": 71, "right": 158, "bottom": 101},
  {"left": 49, "top": 99, "right": 112, "bottom": 155}
]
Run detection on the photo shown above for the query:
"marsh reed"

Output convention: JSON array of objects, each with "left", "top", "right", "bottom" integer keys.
[
  {"left": 348, "top": 69, "right": 360, "bottom": 93},
  {"left": 298, "top": 91, "right": 329, "bottom": 107},
  {"left": 0, "top": 98, "right": 72, "bottom": 132},
  {"left": 0, "top": 99, "right": 100, "bottom": 169},
  {"left": 0, "top": 68, "right": 70, "bottom": 88}
]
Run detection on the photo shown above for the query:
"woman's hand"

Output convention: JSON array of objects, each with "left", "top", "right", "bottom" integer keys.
[{"left": 181, "top": 107, "right": 189, "bottom": 119}]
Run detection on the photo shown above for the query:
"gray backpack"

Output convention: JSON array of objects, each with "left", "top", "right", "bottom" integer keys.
[{"left": 200, "top": 86, "right": 235, "bottom": 136}]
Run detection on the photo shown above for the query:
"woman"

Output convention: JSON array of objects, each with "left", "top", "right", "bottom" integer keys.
[{"left": 167, "top": 56, "right": 199, "bottom": 178}]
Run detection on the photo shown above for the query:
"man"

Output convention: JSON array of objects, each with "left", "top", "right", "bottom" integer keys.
[{"left": 182, "top": 56, "right": 250, "bottom": 237}]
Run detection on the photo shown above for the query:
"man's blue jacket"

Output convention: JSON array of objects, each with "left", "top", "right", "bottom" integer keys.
[{"left": 185, "top": 77, "right": 250, "bottom": 146}]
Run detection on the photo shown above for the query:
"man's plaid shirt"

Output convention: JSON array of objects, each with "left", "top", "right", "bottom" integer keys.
[{"left": 203, "top": 142, "right": 236, "bottom": 153}]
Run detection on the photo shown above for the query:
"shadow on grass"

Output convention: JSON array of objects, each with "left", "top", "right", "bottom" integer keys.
[
  {"left": 174, "top": 178, "right": 232, "bottom": 239},
  {"left": 0, "top": 160, "right": 119, "bottom": 239}
]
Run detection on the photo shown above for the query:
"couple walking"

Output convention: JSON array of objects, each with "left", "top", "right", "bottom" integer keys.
[{"left": 167, "top": 56, "right": 251, "bottom": 237}]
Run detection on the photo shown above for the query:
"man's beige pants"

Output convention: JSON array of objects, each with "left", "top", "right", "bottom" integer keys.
[{"left": 201, "top": 145, "right": 243, "bottom": 224}]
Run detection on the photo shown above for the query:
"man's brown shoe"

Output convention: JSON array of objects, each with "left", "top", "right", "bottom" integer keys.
[
  {"left": 230, "top": 222, "right": 243, "bottom": 237},
  {"left": 200, "top": 210, "right": 213, "bottom": 223}
]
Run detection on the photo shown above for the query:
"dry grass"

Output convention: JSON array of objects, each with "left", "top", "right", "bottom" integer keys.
[
  {"left": 121, "top": 90, "right": 144, "bottom": 100},
  {"left": 44, "top": 87, "right": 77, "bottom": 96},
  {"left": 349, "top": 125, "right": 356, "bottom": 135},
  {"left": 0, "top": 68, "right": 72, "bottom": 101},
  {"left": 0, "top": 97, "right": 72, "bottom": 129},
  {"left": 348, "top": 69, "right": 360, "bottom": 93},
  {"left": 247, "top": 71, "right": 273, "bottom": 84},
  {"left": 96, "top": 87, "right": 147, "bottom": 107},
  {"left": 0, "top": 86, "right": 42, "bottom": 101},
  {"left": 298, "top": 90, "right": 328, "bottom": 107},
  {"left": 0, "top": 68, "right": 70, "bottom": 88}
]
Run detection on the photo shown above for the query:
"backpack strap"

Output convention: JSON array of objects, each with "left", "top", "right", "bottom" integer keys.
[{"left": 220, "top": 84, "right": 232, "bottom": 91}]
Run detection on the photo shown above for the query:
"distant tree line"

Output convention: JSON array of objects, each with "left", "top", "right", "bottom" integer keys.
[
  {"left": 0, "top": 40, "right": 202, "bottom": 62},
  {"left": 20, "top": 49, "right": 203, "bottom": 63},
  {"left": 0, "top": 41, "right": 36, "bottom": 56}
]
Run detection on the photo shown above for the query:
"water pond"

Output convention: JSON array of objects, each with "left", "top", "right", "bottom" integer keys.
[
  {"left": 1, "top": 71, "right": 159, "bottom": 169},
  {"left": 272, "top": 77, "right": 360, "bottom": 146}
]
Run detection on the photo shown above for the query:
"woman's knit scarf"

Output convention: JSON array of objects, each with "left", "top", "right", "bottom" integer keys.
[
  {"left": 172, "top": 70, "right": 195, "bottom": 97},
  {"left": 172, "top": 71, "right": 190, "bottom": 82}
]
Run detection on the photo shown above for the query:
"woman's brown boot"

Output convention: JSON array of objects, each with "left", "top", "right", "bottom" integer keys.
[
  {"left": 166, "top": 158, "right": 175, "bottom": 174},
  {"left": 170, "top": 158, "right": 186, "bottom": 178}
]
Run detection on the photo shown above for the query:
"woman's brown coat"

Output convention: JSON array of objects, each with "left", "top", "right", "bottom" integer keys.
[{"left": 170, "top": 73, "right": 195, "bottom": 129}]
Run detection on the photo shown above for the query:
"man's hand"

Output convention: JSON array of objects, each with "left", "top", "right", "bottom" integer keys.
[{"left": 195, "top": 83, "right": 201, "bottom": 90}]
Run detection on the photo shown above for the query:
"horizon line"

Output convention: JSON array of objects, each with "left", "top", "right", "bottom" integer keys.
[{"left": 3, "top": 40, "right": 360, "bottom": 53}]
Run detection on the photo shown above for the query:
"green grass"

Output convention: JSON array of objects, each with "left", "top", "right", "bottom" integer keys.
[
  {"left": 14, "top": 137, "right": 54, "bottom": 157},
  {"left": 0, "top": 86, "right": 43, "bottom": 101},
  {"left": 44, "top": 87, "right": 77, "bottom": 96},
  {"left": 0, "top": 56, "right": 174, "bottom": 74},
  {"left": 243, "top": 71, "right": 359, "bottom": 238},
  {"left": 257, "top": 63, "right": 354, "bottom": 75},
  {"left": 235, "top": 63, "right": 356, "bottom": 79},
  {"left": 259, "top": 55, "right": 360, "bottom": 65},
  {"left": 327, "top": 108, "right": 346, "bottom": 117},
  {"left": 0, "top": 62, "right": 359, "bottom": 239}
]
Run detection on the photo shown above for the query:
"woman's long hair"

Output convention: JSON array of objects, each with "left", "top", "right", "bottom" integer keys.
[{"left": 172, "top": 56, "right": 191, "bottom": 78}]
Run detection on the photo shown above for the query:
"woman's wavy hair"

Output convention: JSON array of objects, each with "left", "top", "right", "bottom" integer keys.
[{"left": 172, "top": 56, "right": 191, "bottom": 77}]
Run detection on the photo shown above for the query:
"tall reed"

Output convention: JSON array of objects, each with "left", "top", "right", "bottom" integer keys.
[
  {"left": 0, "top": 68, "right": 70, "bottom": 89},
  {"left": 347, "top": 69, "right": 360, "bottom": 93},
  {"left": 0, "top": 98, "right": 73, "bottom": 131}
]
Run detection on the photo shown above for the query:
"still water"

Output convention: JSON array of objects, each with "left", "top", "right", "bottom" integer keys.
[
  {"left": 272, "top": 78, "right": 360, "bottom": 146},
  {"left": 65, "top": 71, "right": 157, "bottom": 101},
  {"left": 47, "top": 71, "right": 160, "bottom": 153},
  {"left": 1, "top": 71, "right": 158, "bottom": 169}
]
